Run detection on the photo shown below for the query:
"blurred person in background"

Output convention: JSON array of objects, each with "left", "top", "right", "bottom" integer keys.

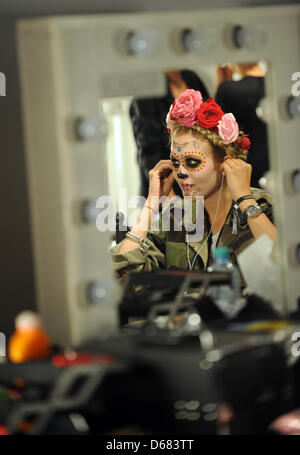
[{"left": 215, "top": 62, "right": 269, "bottom": 189}]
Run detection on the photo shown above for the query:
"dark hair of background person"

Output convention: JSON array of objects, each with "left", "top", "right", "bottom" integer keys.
[{"left": 215, "top": 63, "right": 269, "bottom": 189}]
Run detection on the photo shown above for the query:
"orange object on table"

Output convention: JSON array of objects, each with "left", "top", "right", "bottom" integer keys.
[{"left": 8, "top": 311, "right": 50, "bottom": 363}]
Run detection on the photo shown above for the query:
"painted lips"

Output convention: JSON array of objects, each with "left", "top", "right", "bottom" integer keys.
[{"left": 181, "top": 184, "right": 195, "bottom": 191}]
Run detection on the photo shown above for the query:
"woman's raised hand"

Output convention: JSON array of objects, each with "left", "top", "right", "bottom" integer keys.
[
  {"left": 221, "top": 157, "right": 252, "bottom": 201},
  {"left": 148, "top": 160, "right": 175, "bottom": 202}
]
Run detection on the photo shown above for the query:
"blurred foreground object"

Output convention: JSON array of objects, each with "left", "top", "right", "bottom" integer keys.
[
  {"left": 8, "top": 311, "right": 50, "bottom": 363},
  {"left": 0, "top": 271, "right": 299, "bottom": 435},
  {"left": 270, "top": 409, "right": 300, "bottom": 435},
  {"left": 237, "top": 234, "right": 281, "bottom": 314}
]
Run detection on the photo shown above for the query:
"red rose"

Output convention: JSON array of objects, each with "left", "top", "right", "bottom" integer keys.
[
  {"left": 236, "top": 134, "right": 251, "bottom": 150},
  {"left": 196, "top": 98, "right": 224, "bottom": 129}
]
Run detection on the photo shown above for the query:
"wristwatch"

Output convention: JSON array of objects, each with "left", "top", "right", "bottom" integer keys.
[{"left": 242, "top": 203, "right": 263, "bottom": 223}]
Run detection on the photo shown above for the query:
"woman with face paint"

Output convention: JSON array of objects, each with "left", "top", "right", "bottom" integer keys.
[{"left": 111, "top": 89, "right": 276, "bottom": 284}]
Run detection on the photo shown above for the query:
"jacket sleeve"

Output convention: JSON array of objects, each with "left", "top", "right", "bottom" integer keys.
[
  {"left": 110, "top": 227, "right": 166, "bottom": 281},
  {"left": 229, "top": 188, "right": 275, "bottom": 257}
]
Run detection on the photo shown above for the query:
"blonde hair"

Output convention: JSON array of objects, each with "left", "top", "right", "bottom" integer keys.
[{"left": 170, "top": 122, "right": 248, "bottom": 161}]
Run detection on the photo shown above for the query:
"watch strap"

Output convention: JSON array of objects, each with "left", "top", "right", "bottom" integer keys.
[{"left": 234, "top": 194, "right": 254, "bottom": 206}]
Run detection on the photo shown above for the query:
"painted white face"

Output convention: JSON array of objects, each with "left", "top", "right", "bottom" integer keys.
[{"left": 170, "top": 132, "right": 223, "bottom": 198}]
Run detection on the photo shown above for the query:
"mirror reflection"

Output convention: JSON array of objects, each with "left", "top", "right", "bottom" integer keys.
[
  {"left": 108, "top": 61, "right": 278, "bottom": 313},
  {"left": 103, "top": 61, "right": 269, "bottom": 232}
]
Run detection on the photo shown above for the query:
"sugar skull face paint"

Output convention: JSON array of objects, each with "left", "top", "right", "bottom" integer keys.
[
  {"left": 171, "top": 140, "right": 206, "bottom": 172},
  {"left": 173, "top": 140, "right": 200, "bottom": 152},
  {"left": 170, "top": 132, "right": 223, "bottom": 198},
  {"left": 170, "top": 151, "right": 206, "bottom": 172}
]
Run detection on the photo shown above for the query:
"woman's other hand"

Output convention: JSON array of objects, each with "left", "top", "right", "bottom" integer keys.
[{"left": 221, "top": 157, "right": 252, "bottom": 201}]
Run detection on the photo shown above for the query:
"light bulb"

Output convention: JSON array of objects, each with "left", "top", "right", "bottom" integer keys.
[
  {"left": 75, "top": 116, "right": 106, "bottom": 141},
  {"left": 87, "top": 282, "right": 107, "bottom": 303},
  {"left": 232, "top": 23, "right": 266, "bottom": 50},
  {"left": 287, "top": 96, "right": 300, "bottom": 118},
  {"left": 81, "top": 199, "right": 99, "bottom": 223},
  {"left": 292, "top": 169, "right": 300, "bottom": 192},
  {"left": 181, "top": 27, "right": 215, "bottom": 54},
  {"left": 127, "top": 28, "right": 158, "bottom": 57}
]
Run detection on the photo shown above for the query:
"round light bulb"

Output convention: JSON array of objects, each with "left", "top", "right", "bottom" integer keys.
[
  {"left": 127, "top": 28, "right": 158, "bottom": 57},
  {"left": 232, "top": 23, "right": 266, "bottom": 50},
  {"left": 87, "top": 282, "right": 107, "bottom": 303},
  {"left": 81, "top": 199, "right": 99, "bottom": 223},
  {"left": 181, "top": 28, "right": 215, "bottom": 54},
  {"left": 287, "top": 96, "right": 300, "bottom": 118}
]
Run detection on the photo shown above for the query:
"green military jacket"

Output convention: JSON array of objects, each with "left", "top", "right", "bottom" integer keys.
[{"left": 110, "top": 187, "right": 273, "bottom": 287}]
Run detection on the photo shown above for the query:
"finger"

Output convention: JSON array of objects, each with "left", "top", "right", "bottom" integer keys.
[
  {"left": 157, "top": 159, "right": 172, "bottom": 165},
  {"left": 159, "top": 165, "right": 174, "bottom": 174},
  {"left": 235, "top": 158, "right": 251, "bottom": 166},
  {"left": 223, "top": 156, "right": 234, "bottom": 164},
  {"left": 164, "top": 169, "right": 173, "bottom": 178},
  {"left": 231, "top": 158, "right": 245, "bottom": 167},
  {"left": 224, "top": 159, "right": 241, "bottom": 169},
  {"left": 240, "top": 160, "right": 252, "bottom": 170},
  {"left": 225, "top": 156, "right": 239, "bottom": 164},
  {"left": 152, "top": 159, "right": 174, "bottom": 169},
  {"left": 161, "top": 171, "right": 174, "bottom": 182},
  {"left": 150, "top": 163, "right": 173, "bottom": 175},
  {"left": 222, "top": 160, "right": 234, "bottom": 169},
  {"left": 162, "top": 176, "right": 175, "bottom": 186},
  {"left": 228, "top": 160, "right": 240, "bottom": 168}
]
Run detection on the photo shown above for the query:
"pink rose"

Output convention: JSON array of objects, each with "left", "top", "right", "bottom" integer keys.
[
  {"left": 217, "top": 113, "right": 239, "bottom": 144},
  {"left": 170, "top": 89, "right": 203, "bottom": 127},
  {"left": 166, "top": 105, "right": 176, "bottom": 130}
]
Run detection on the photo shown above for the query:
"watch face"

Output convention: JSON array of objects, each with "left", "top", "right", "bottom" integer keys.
[{"left": 247, "top": 205, "right": 259, "bottom": 216}]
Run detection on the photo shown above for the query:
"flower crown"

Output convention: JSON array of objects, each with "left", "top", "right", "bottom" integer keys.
[{"left": 166, "top": 89, "right": 251, "bottom": 157}]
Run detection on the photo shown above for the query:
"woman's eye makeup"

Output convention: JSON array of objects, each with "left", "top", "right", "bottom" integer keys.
[
  {"left": 170, "top": 154, "right": 180, "bottom": 168},
  {"left": 170, "top": 151, "right": 206, "bottom": 171},
  {"left": 183, "top": 152, "right": 206, "bottom": 171},
  {"left": 185, "top": 158, "right": 203, "bottom": 168}
]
